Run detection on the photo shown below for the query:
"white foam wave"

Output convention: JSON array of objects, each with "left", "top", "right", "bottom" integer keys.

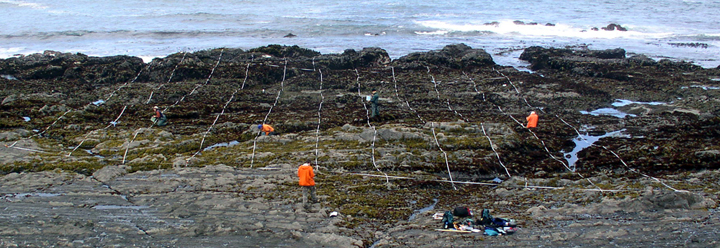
[
  {"left": 0, "top": 0, "right": 48, "bottom": 9},
  {"left": 0, "top": 47, "right": 25, "bottom": 58},
  {"left": 415, "top": 20, "right": 673, "bottom": 39},
  {"left": 415, "top": 30, "right": 449, "bottom": 35}
]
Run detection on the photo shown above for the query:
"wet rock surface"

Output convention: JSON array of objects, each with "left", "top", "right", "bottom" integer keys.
[{"left": 1, "top": 44, "right": 720, "bottom": 247}]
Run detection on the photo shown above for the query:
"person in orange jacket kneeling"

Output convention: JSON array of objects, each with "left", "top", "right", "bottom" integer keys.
[
  {"left": 298, "top": 161, "right": 318, "bottom": 208},
  {"left": 258, "top": 124, "right": 275, "bottom": 135},
  {"left": 526, "top": 111, "right": 538, "bottom": 128}
]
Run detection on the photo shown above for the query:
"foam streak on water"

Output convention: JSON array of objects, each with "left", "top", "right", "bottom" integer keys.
[{"left": 1, "top": 0, "right": 719, "bottom": 67}]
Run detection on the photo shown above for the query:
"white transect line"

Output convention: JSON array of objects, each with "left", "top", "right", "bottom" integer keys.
[
  {"left": 462, "top": 71, "right": 485, "bottom": 101},
  {"left": 391, "top": 68, "right": 425, "bottom": 123},
  {"left": 430, "top": 122, "right": 457, "bottom": 190},
  {"left": 355, "top": 69, "right": 390, "bottom": 184},
  {"left": 464, "top": 70, "right": 600, "bottom": 189},
  {"left": 426, "top": 67, "right": 465, "bottom": 189},
  {"left": 68, "top": 106, "right": 127, "bottom": 156},
  {"left": 68, "top": 63, "right": 152, "bottom": 157},
  {"left": 104, "top": 63, "right": 151, "bottom": 102},
  {"left": 251, "top": 59, "right": 287, "bottom": 168},
  {"left": 462, "top": 72, "right": 510, "bottom": 177},
  {"left": 188, "top": 62, "right": 251, "bottom": 163},
  {"left": 552, "top": 110, "right": 685, "bottom": 192},
  {"left": 350, "top": 173, "right": 626, "bottom": 192},
  {"left": 603, "top": 148, "right": 686, "bottom": 192},
  {"left": 122, "top": 53, "right": 191, "bottom": 164},
  {"left": 147, "top": 52, "right": 187, "bottom": 104},
  {"left": 8, "top": 59, "right": 152, "bottom": 150},
  {"left": 3, "top": 145, "right": 50, "bottom": 153},
  {"left": 496, "top": 104, "right": 605, "bottom": 190},
  {"left": 492, "top": 69, "right": 682, "bottom": 192},
  {"left": 391, "top": 67, "right": 456, "bottom": 190},
  {"left": 492, "top": 68, "right": 531, "bottom": 108},
  {"left": 427, "top": 67, "right": 441, "bottom": 100},
  {"left": 6, "top": 109, "right": 71, "bottom": 149},
  {"left": 314, "top": 69, "right": 324, "bottom": 171},
  {"left": 481, "top": 123, "right": 512, "bottom": 178},
  {"left": 489, "top": 69, "right": 602, "bottom": 188},
  {"left": 163, "top": 49, "right": 224, "bottom": 113}
]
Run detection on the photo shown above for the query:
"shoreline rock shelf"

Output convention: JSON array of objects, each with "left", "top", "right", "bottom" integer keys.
[{"left": 1, "top": 44, "right": 719, "bottom": 247}]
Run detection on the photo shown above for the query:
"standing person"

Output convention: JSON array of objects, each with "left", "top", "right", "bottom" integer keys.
[
  {"left": 258, "top": 124, "right": 275, "bottom": 135},
  {"left": 369, "top": 88, "right": 380, "bottom": 118},
  {"left": 298, "top": 161, "right": 318, "bottom": 208},
  {"left": 526, "top": 111, "right": 538, "bottom": 128},
  {"left": 151, "top": 106, "right": 167, "bottom": 126}
]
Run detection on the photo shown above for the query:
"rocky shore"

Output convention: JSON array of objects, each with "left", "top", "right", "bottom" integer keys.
[{"left": 1, "top": 44, "right": 719, "bottom": 247}]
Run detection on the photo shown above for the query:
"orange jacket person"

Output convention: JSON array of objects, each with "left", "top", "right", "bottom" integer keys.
[
  {"left": 526, "top": 111, "right": 538, "bottom": 128},
  {"left": 258, "top": 124, "right": 275, "bottom": 135},
  {"left": 298, "top": 162, "right": 318, "bottom": 208}
]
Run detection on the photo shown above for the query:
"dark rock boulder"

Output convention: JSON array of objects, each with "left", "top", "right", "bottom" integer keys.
[
  {"left": 71, "top": 55, "right": 144, "bottom": 84},
  {"left": 0, "top": 51, "right": 143, "bottom": 84},
  {"left": 316, "top": 47, "right": 391, "bottom": 70},
  {"left": 601, "top": 23, "right": 628, "bottom": 31},
  {"left": 628, "top": 54, "right": 657, "bottom": 66},
  {"left": 519, "top": 46, "right": 626, "bottom": 72},
  {"left": 393, "top": 43, "right": 494, "bottom": 69},
  {"left": 248, "top": 44, "right": 320, "bottom": 58}
]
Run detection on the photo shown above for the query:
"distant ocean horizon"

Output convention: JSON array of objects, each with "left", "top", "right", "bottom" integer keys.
[{"left": 2, "top": 0, "right": 719, "bottom": 69}]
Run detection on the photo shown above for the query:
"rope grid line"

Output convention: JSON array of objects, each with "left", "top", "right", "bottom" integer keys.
[
  {"left": 68, "top": 105, "right": 128, "bottom": 156},
  {"left": 494, "top": 93, "right": 605, "bottom": 191},
  {"left": 490, "top": 68, "right": 683, "bottom": 192},
  {"left": 163, "top": 49, "right": 224, "bottom": 114},
  {"left": 428, "top": 67, "right": 514, "bottom": 179},
  {"left": 392, "top": 67, "right": 456, "bottom": 190},
  {"left": 186, "top": 61, "right": 250, "bottom": 164},
  {"left": 147, "top": 52, "right": 187, "bottom": 104},
  {"left": 355, "top": 69, "right": 390, "bottom": 185},
  {"left": 121, "top": 52, "right": 192, "bottom": 164},
  {"left": 9, "top": 53, "right": 688, "bottom": 194},
  {"left": 67, "top": 64, "right": 152, "bottom": 157},
  {"left": 250, "top": 59, "right": 287, "bottom": 168},
  {"left": 460, "top": 72, "right": 511, "bottom": 177},
  {"left": 7, "top": 59, "right": 154, "bottom": 152},
  {"left": 314, "top": 69, "right": 324, "bottom": 171},
  {"left": 462, "top": 70, "right": 602, "bottom": 190}
]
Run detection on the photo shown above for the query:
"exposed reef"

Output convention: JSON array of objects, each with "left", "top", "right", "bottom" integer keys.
[{"left": 1, "top": 44, "right": 719, "bottom": 247}]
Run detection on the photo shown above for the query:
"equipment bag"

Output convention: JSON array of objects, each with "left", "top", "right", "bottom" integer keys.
[
  {"left": 452, "top": 206, "right": 471, "bottom": 217},
  {"left": 477, "top": 209, "right": 493, "bottom": 226}
]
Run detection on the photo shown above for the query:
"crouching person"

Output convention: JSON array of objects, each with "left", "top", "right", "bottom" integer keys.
[{"left": 151, "top": 106, "right": 167, "bottom": 126}]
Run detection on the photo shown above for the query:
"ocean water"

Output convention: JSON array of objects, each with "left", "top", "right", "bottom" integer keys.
[{"left": 1, "top": 0, "right": 719, "bottom": 68}]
